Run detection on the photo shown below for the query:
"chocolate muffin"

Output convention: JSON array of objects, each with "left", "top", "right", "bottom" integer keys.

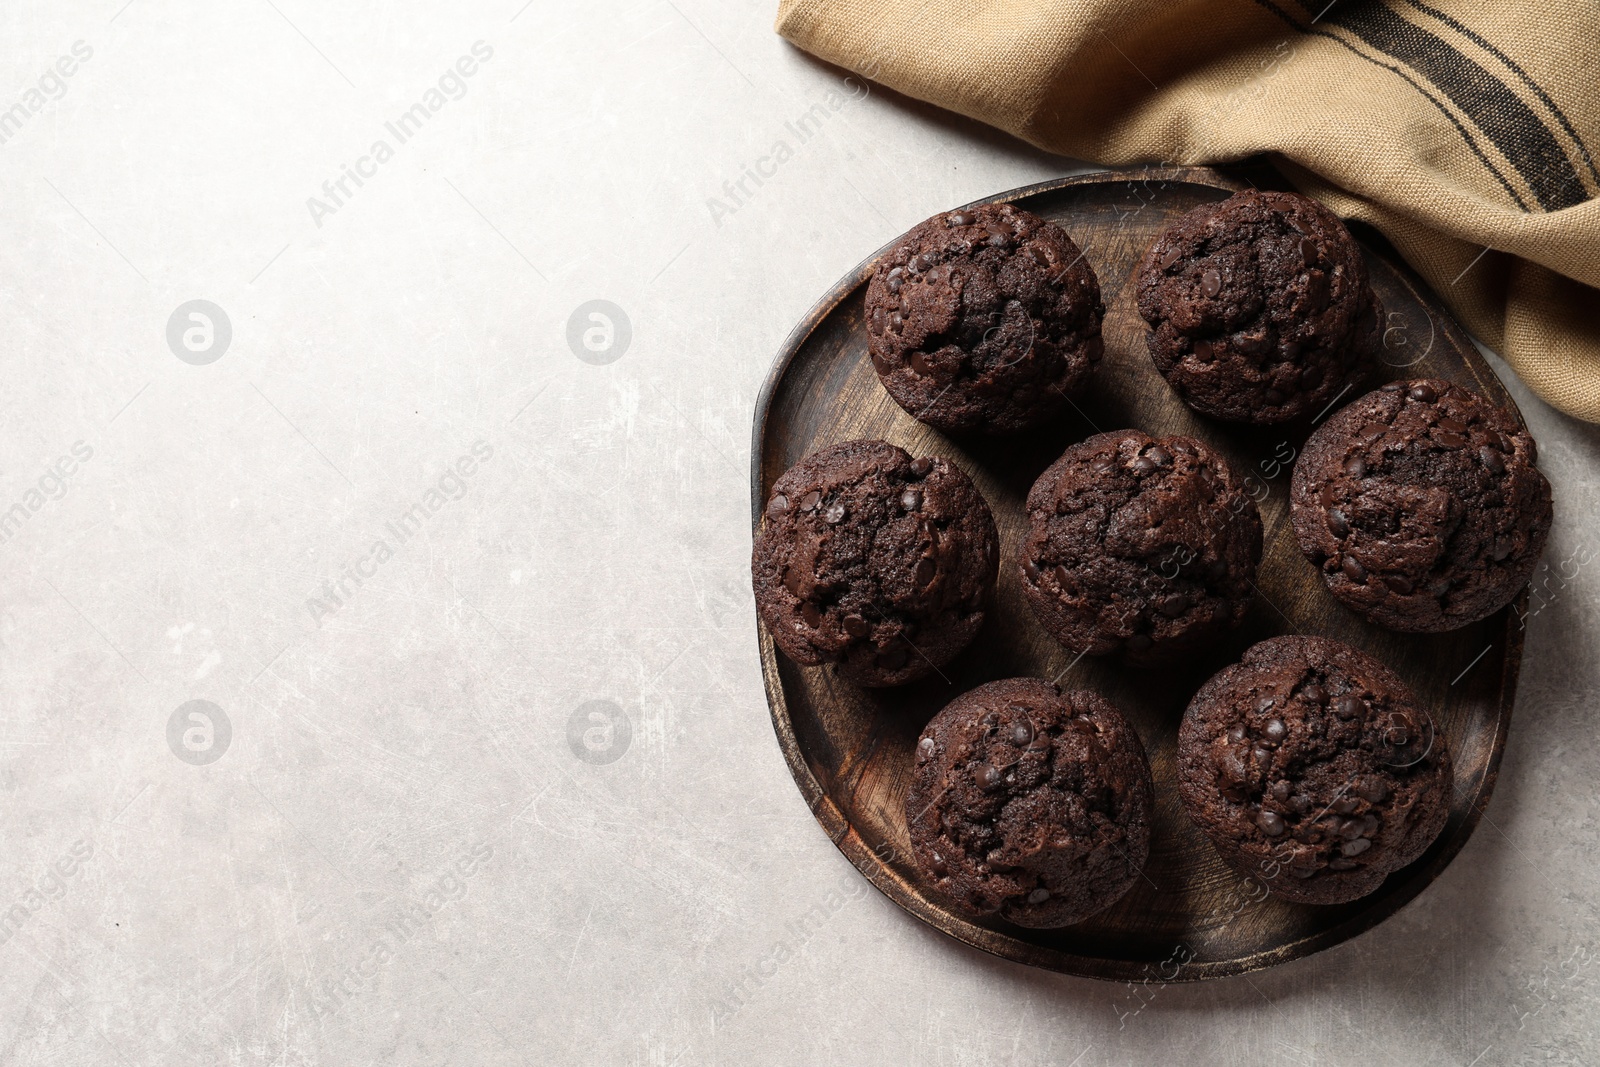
[
  {"left": 1290, "top": 379, "right": 1552, "bottom": 632},
  {"left": 1177, "top": 636, "right": 1452, "bottom": 905},
  {"left": 1136, "top": 190, "right": 1380, "bottom": 423},
  {"left": 753, "top": 440, "right": 998, "bottom": 686},
  {"left": 1020, "top": 430, "right": 1262, "bottom": 663},
  {"left": 864, "top": 203, "right": 1104, "bottom": 435},
  {"left": 906, "top": 678, "right": 1153, "bottom": 928}
]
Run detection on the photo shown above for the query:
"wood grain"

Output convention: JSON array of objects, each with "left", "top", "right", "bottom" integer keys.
[{"left": 750, "top": 167, "right": 1524, "bottom": 982}]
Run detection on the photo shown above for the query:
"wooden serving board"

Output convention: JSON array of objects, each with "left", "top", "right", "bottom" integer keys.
[{"left": 750, "top": 166, "right": 1524, "bottom": 982}]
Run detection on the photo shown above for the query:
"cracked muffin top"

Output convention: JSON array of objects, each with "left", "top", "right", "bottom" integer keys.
[
  {"left": 865, "top": 203, "right": 1104, "bottom": 435},
  {"left": 1136, "top": 189, "right": 1380, "bottom": 424},
  {"left": 1290, "top": 379, "right": 1552, "bottom": 632},
  {"left": 1177, "top": 635, "right": 1452, "bottom": 905},
  {"left": 1020, "top": 429, "right": 1262, "bottom": 664},
  {"left": 753, "top": 439, "right": 998, "bottom": 686},
  {"left": 906, "top": 677, "right": 1153, "bottom": 928}
]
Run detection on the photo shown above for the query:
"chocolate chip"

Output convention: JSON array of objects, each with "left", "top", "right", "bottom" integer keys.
[
  {"left": 1305, "top": 271, "right": 1329, "bottom": 310},
  {"left": 900, "top": 488, "right": 923, "bottom": 510},
  {"left": 1491, "top": 539, "right": 1512, "bottom": 562},
  {"left": 1023, "top": 560, "right": 1042, "bottom": 583},
  {"left": 909, "top": 456, "right": 934, "bottom": 477},
  {"left": 1270, "top": 779, "right": 1292, "bottom": 801},
  {"left": 1257, "top": 811, "right": 1287, "bottom": 836},
  {"left": 918, "top": 736, "right": 935, "bottom": 758},
  {"left": 870, "top": 306, "right": 885, "bottom": 333},
  {"left": 1301, "top": 684, "right": 1328, "bottom": 706},
  {"left": 800, "top": 490, "right": 821, "bottom": 511},
  {"left": 1291, "top": 866, "right": 1318, "bottom": 879},
  {"left": 947, "top": 211, "right": 972, "bottom": 226},
  {"left": 1146, "top": 445, "right": 1172, "bottom": 467},
  {"left": 1255, "top": 696, "right": 1275, "bottom": 714},
  {"left": 801, "top": 602, "right": 823, "bottom": 628},
  {"left": 1090, "top": 456, "right": 1117, "bottom": 473},
  {"left": 910, "top": 351, "right": 934, "bottom": 376},
  {"left": 1435, "top": 431, "right": 1466, "bottom": 449},
  {"left": 1300, "top": 365, "right": 1325, "bottom": 390},
  {"left": 1356, "top": 779, "right": 1390, "bottom": 804},
  {"left": 1131, "top": 455, "right": 1157, "bottom": 474},
  {"left": 1341, "top": 556, "right": 1367, "bottom": 583},
  {"left": 1227, "top": 723, "right": 1247, "bottom": 742},
  {"left": 1157, "top": 593, "right": 1190, "bottom": 617},
  {"left": 824, "top": 501, "right": 847, "bottom": 524},
  {"left": 1407, "top": 382, "right": 1437, "bottom": 402},
  {"left": 1253, "top": 744, "right": 1272, "bottom": 766},
  {"left": 1344, "top": 456, "right": 1366, "bottom": 478},
  {"left": 1381, "top": 381, "right": 1404, "bottom": 393},
  {"left": 929, "top": 850, "right": 948, "bottom": 875},
  {"left": 1264, "top": 718, "right": 1287, "bottom": 743},
  {"left": 1193, "top": 339, "right": 1216, "bottom": 363},
  {"left": 1008, "top": 722, "right": 1033, "bottom": 746},
  {"left": 1220, "top": 751, "right": 1249, "bottom": 786},
  {"left": 1327, "top": 509, "right": 1350, "bottom": 537},
  {"left": 767, "top": 493, "right": 790, "bottom": 516},
  {"left": 1339, "top": 817, "right": 1366, "bottom": 840},
  {"left": 975, "top": 762, "right": 1001, "bottom": 789},
  {"left": 1300, "top": 237, "right": 1317, "bottom": 266},
  {"left": 1159, "top": 243, "right": 1183, "bottom": 270},
  {"left": 1334, "top": 694, "right": 1363, "bottom": 720},
  {"left": 1438, "top": 418, "right": 1467, "bottom": 434},
  {"left": 1341, "top": 838, "right": 1372, "bottom": 856},
  {"left": 1290, "top": 794, "right": 1314, "bottom": 814},
  {"left": 1201, "top": 268, "right": 1222, "bottom": 297},
  {"left": 1318, "top": 793, "right": 1356, "bottom": 819},
  {"left": 1382, "top": 713, "right": 1412, "bottom": 746},
  {"left": 1054, "top": 564, "right": 1071, "bottom": 588},
  {"left": 1027, "top": 887, "right": 1051, "bottom": 904},
  {"left": 843, "top": 614, "right": 869, "bottom": 638},
  {"left": 1479, "top": 447, "right": 1505, "bottom": 475},
  {"left": 1385, "top": 574, "right": 1413, "bottom": 595},
  {"left": 784, "top": 567, "right": 805, "bottom": 595},
  {"left": 914, "top": 557, "right": 936, "bottom": 586}
]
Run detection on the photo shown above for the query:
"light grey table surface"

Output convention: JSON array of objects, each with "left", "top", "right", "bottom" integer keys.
[{"left": 1, "top": 2, "right": 1596, "bottom": 1064}]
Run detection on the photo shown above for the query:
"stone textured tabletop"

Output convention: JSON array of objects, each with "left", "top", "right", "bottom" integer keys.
[{"left": 1, "top": 2, "right": 1595, "bottom": 1064}]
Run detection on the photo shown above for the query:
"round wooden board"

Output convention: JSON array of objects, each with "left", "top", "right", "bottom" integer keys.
[{"left": 750, "top": 166, "right": 1525, "bottom": 982}]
